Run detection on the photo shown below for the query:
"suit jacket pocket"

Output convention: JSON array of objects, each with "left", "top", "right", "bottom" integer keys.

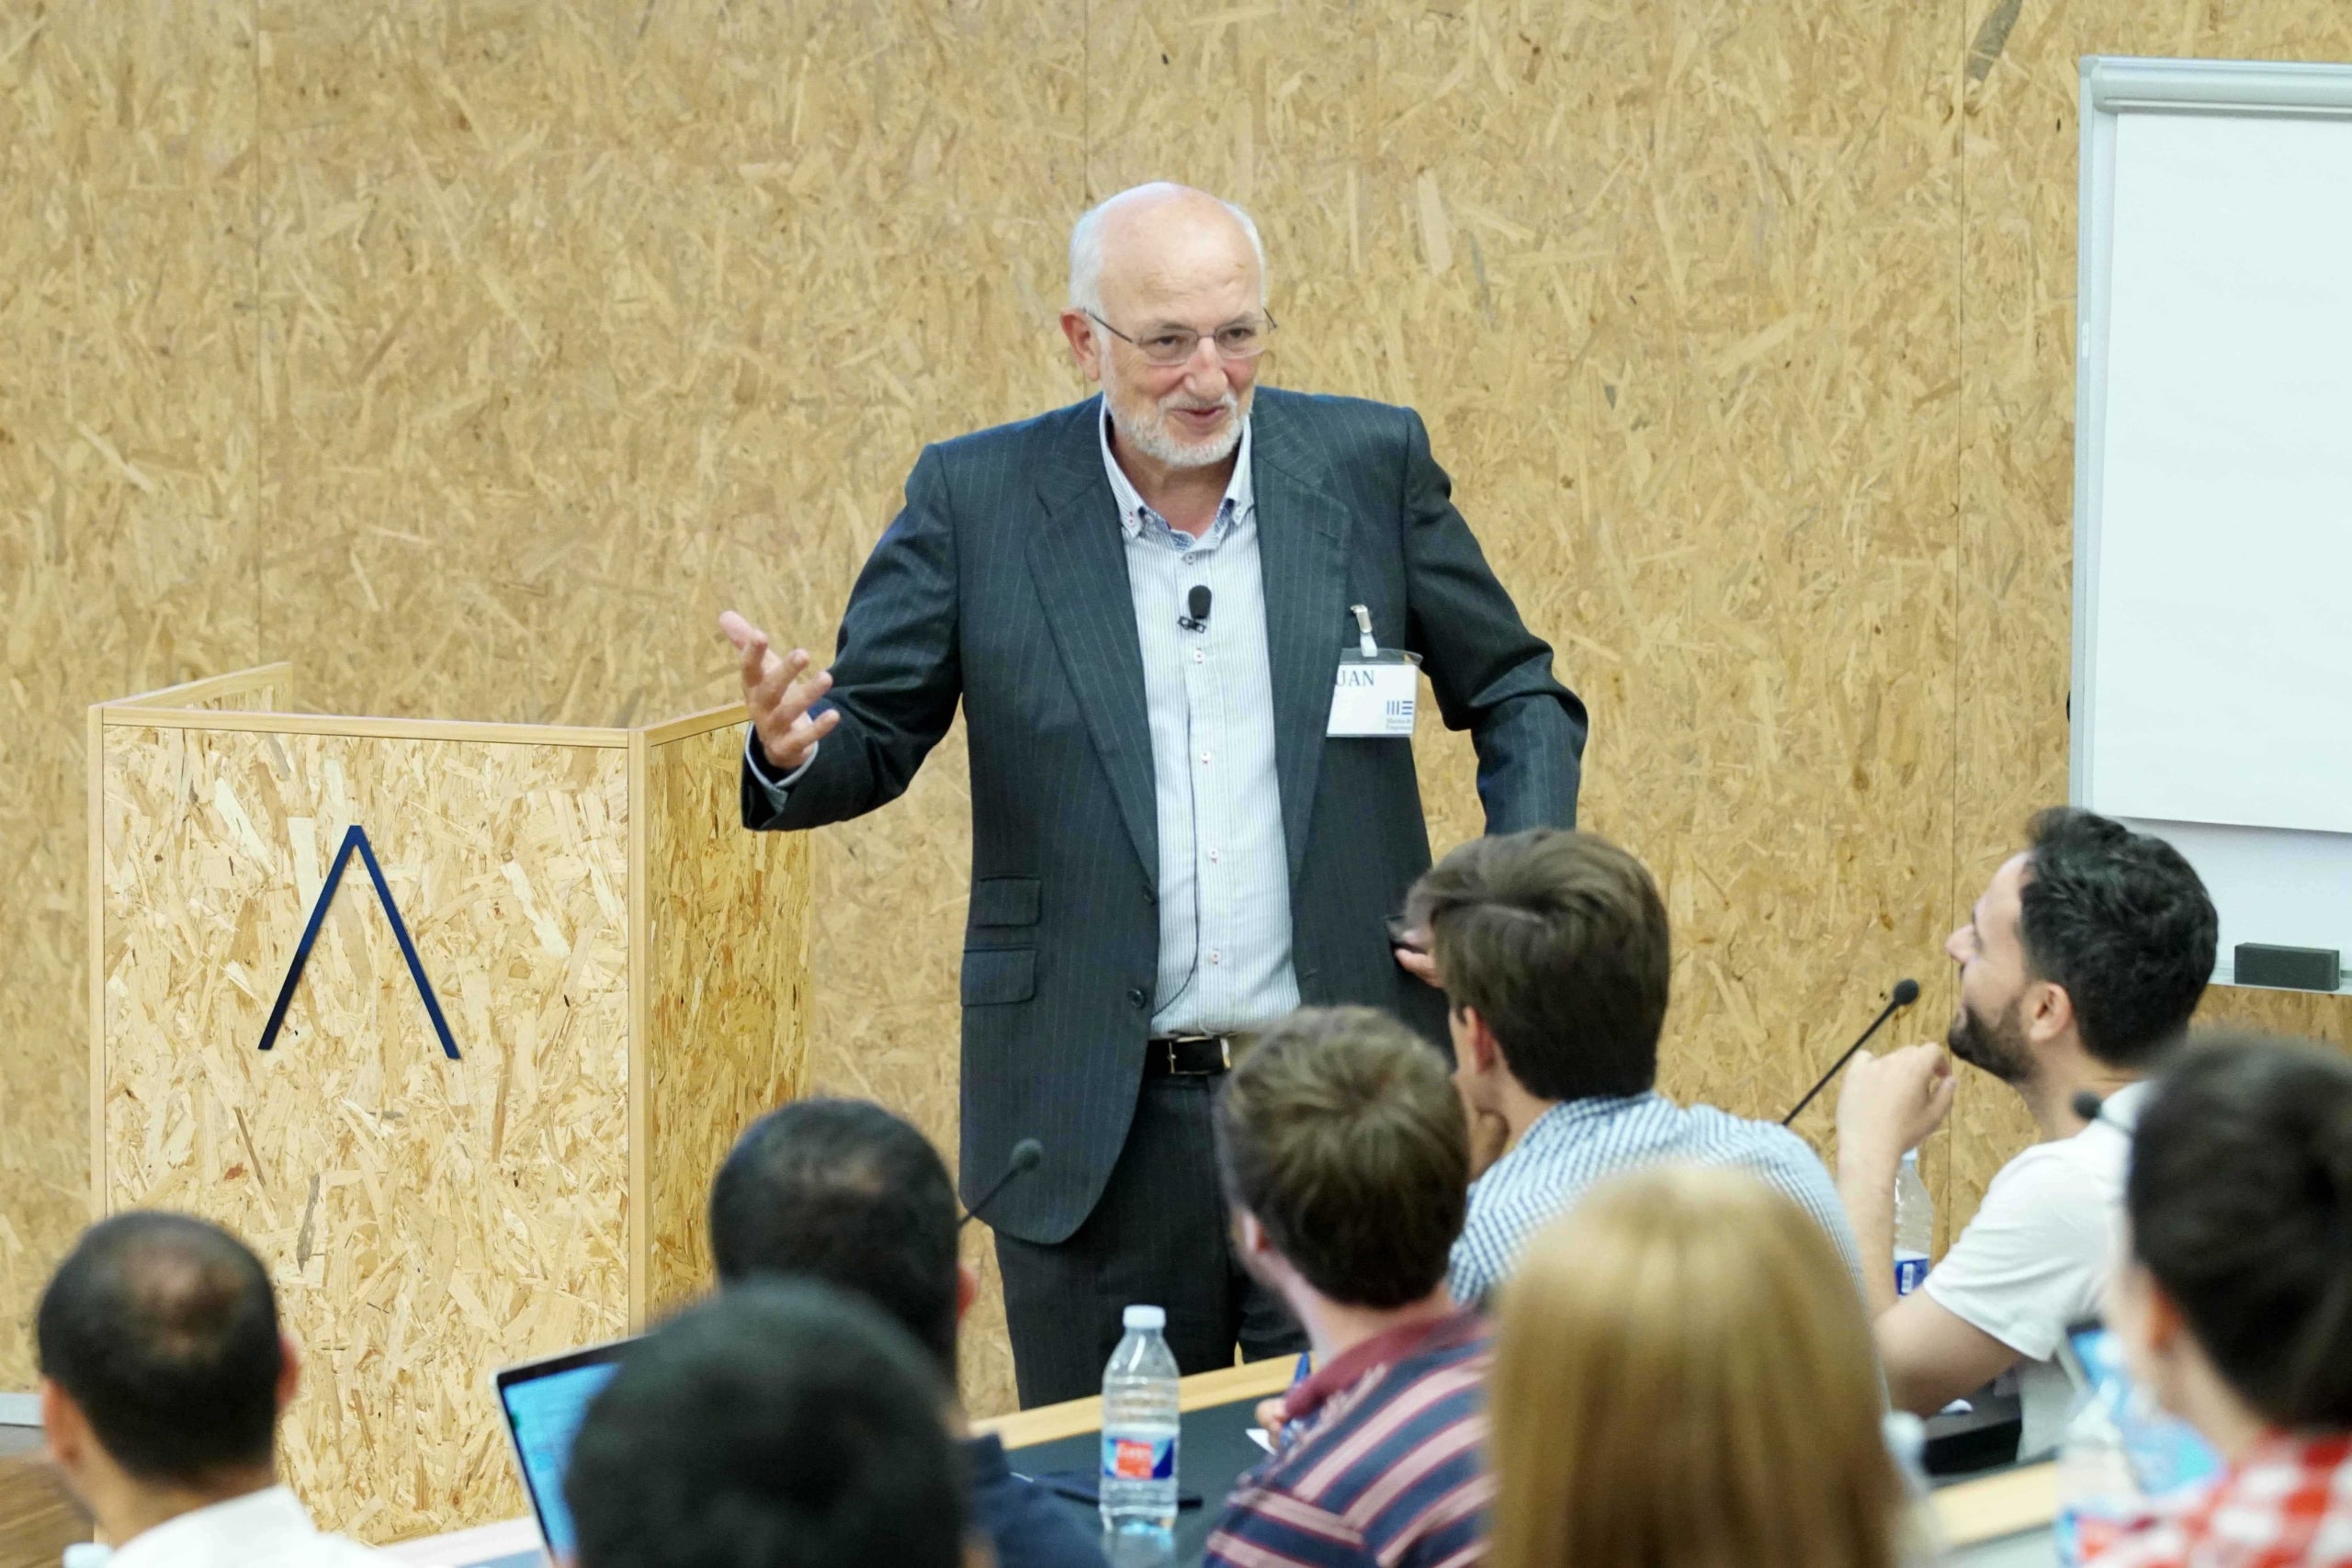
[
  {"left": 968, "top": 876, "right": 1043, "bottom": 928},
  {"left": 960, "top": 947, "right": 1036, "bottom": 1007}
]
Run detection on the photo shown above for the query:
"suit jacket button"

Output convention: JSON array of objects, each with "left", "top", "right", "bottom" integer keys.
[{"left": 1127, "top": 987, "right": 1149, "bottom": 1009}]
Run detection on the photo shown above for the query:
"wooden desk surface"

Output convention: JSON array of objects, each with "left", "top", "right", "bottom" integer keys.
[
  {"left": 969, "top": 1357, "right": 1299, "bottom": 1450},
  {"left": 0, "top": 1454, "right": 93, "bottom": 1568},
  {"left": 392, "top": 1362, "right": 2061, "bottom": 1563}
]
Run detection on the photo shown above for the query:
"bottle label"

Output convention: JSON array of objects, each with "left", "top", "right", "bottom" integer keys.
[
  {"left": 1894, "top": 1253, "right": 1931, "bottom": 1297},
  {"left": 1102, "top": 1433, "right": 1176, "bottom": 1483}
]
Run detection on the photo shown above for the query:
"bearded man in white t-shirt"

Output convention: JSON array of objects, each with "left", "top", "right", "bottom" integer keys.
[{"left": 1835, "top": 807, "right": 2218, "bottom": 1460}]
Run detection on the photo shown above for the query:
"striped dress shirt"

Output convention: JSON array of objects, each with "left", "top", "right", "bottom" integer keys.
[
  {"left": 1447, "top": 1092, "right": 1865, "bottom": 1307},
  {"left": 1095, "top": 409, "right": 1299, "bottom": 1035},
  {"left": 1204, "top": 1311, "right": 1492, "bottom": 1568}
]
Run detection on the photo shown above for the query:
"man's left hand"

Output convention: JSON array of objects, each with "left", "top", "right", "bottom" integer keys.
[{"left": 1394, "top": 926, "right": 1441, "bottom": 987}]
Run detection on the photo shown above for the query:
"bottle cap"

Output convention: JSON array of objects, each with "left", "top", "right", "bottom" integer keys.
[
  {"left": 1900, "top": 1149, "right": 1920, "bottom": 1166},
  {"left": 1123, "top": 1303, "right": 1166, "bottom": 1332}
]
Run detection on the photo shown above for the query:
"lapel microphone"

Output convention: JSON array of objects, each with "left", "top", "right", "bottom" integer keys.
[
  {"left": 1179, "top": 585, "right": 1214, "bottom": 631},
  {"left": 1782, "top": 977, "right": 1923, "bottom": 1125},
  {"left": 960, "top": 1138, "right": 1045, "bottom": 1230}
]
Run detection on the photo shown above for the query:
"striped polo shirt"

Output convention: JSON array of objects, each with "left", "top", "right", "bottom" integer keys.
[
  {"left": 1204, "top": 1311, "right": 1490, "bottom": 1568},
  {"left": 1446, "top": 1091, "right": 1864, "bottom": 1308}
]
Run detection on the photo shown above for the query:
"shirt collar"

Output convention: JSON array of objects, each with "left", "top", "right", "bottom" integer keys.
[
  {"left": 1096, "top": 396, "right": 1254, "bottom": 541},
  {"left": 108, "top": 1486, "right": 316, "bottom": 1568},
  {"left": 2095, "top": 1079, "right": 2152, "bottom": 1131},
  {"left": 1280, "top": 1308, "right": 1484, "bottom": 1427}
]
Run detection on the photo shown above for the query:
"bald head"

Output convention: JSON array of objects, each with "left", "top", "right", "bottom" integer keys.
[{"left": 1068, "top": 183, "right": 1266, "bottom": 319}]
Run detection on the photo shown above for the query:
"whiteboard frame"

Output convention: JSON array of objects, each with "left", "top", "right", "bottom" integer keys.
[{"left": 2071, "top": 55, "right": 2352, "bottom": 991}]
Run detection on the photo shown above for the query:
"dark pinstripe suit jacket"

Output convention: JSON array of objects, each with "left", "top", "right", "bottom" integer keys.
[{"left": 741, "top": 389, "right": 1587, "bottom": 1245}]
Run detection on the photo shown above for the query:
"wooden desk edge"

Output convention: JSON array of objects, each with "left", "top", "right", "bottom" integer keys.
[
  {"left": 972, "top": 1358, "right": 1298, "bottom": 1450},
  {"left": 1932, "top": 1461, "right": 2059, "bottom": 1549}
]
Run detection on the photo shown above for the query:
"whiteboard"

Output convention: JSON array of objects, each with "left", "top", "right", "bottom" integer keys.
[{"left": 2073, "top": 58, "right": 2352, "bottom": 987}]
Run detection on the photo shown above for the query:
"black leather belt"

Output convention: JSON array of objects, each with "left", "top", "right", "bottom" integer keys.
[{"left": 1145, "top": 1033, "right": 1247, "bottom": 1077}]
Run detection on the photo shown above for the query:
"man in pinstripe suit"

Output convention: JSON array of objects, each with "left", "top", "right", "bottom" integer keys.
[{"left": 720, "top": 184, "right": 1587, "bottom": 1406}]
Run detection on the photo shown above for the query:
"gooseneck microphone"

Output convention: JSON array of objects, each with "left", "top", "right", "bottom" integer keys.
[
  {"left": 1781, "top": 977, "right": 1923, "bottom": 1125},
  {"left": 960, "top": 1138, "right": 1045, "bottom": 1229},
  {"left": 1179, "top": 585, "right": 1214, "bottom": 631}
]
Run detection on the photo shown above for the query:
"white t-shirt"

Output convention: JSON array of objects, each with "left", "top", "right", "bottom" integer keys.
[
  {"left": 105, "top": 1486, "right": 382, "bottom": 1568},
  {"left": 1922, "top": 1082, "right": 2145, "bottom": 1461}
]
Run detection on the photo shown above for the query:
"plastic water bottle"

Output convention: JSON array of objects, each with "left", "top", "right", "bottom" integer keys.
[
  {"left": 1101, "top": 1304, "right": 1182, "bottom": 1538},
  {"left": 2053, "top": 1372, "right": 2145, "bottom": 1567},
  {"left": 1894, "top": 1151, "right": 1933, "bottom": 1298}
]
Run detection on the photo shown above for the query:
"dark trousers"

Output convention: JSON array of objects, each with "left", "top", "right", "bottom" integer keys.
[{"left": 994, "top": 1074, "right": 1306, "bottom": 1407}]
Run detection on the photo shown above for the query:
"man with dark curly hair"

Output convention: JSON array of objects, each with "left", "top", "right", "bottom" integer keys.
[{"left": 1837, "top": 807, "right": 2218, "bottom": 1460}]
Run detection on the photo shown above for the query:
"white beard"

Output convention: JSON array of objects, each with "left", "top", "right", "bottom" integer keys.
[{"left": 1108, "top": 385, "right": 1248, "bottom": 469}]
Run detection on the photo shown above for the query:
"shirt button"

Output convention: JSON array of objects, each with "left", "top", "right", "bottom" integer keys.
[
  {"left": 1184, "top": 553, "right": 1200, "bottom": 563},
  {"left": 1127, "top": 987, "right": 1149, "bottom": 1009},
  {"left": 1199, "top": 750, "right": 1212, "bottom": 765},
  {"left": 1208, "top": 849, "right": 1220, "bottom": 863},
  {"left": 1209, "top": 950, "right": 1223, "bottom": 965},
  {"left": 1193, "top": 649, "right": 1204, "bottom": 664}
]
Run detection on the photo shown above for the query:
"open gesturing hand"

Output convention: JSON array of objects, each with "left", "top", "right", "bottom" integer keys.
[{"left": 720, "top": 610, "right": 841, "bottom": 775}]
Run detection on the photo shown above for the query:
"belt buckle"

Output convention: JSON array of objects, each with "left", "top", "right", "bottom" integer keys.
[{"left": 1162, "top": 1033, "right": 1228, "bottom": 1077}]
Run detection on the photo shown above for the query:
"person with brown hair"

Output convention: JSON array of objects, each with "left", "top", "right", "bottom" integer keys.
[
  {"left": 1487, "top": 1165, "right": 1909, "bottom": 1568},
  {"left": 1204, "top": 1006, "right": 1490, "bottom": 1568},
  {"left": 1406, "top": 827, "right": 1860, "bottom": 1307}
]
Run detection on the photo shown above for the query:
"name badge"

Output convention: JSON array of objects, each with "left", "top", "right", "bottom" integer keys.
[{"left": 1327, "top": 651, "right": 1419, "bottom": 738}]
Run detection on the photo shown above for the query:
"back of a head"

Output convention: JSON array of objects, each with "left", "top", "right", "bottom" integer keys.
[
  {"left": 35, "top": 1212, "right": 282, "bottom": 1485},
  {"left": 1487, "top": 1166, "right": 1899, "bottom": 1568},
  {"left": 2017, "top": 807, "right": 2217, "bottom": 1067},
  {"left": 708, "top": 1099, "right": 960, "bottom": 1378},
  {"left": 565, "top": 1281, "right": 966, "bottom": 1568},
  {"left": 2129, "top": 1034, "right": 2352, "bottom": 1428},
  {"left": 1214, "top": 1007, "right": 1467, "bottom": 1308},
  {"left": 1407, "top": 828, "right": 1670, "bottom": 1102}
]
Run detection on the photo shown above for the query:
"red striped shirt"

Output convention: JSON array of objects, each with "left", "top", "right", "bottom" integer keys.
[{"left": 1204, "top": 1311, "right": 1491, "bottom": 1568}]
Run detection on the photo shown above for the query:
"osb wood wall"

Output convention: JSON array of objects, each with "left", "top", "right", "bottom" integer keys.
[
  {"left": 10, "top": 0, "right": 2352, "bottom": 1427},
  {"left": 641, "top": 717, "right": 814, "bottom": 1316}
]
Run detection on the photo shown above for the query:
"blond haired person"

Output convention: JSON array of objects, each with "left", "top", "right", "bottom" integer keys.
[{"left": 1487, "top": 1166, "right": 1911, "bottom": 1568}]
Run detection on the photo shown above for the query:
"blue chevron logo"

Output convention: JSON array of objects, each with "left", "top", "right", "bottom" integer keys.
[{"left": 256, "top": 824, "right": 461, "bottom": 1060}]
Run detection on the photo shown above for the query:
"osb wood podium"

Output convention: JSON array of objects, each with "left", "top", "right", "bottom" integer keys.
[{"left": 87, "top": 665, "right": 810, "bottom": 1543}]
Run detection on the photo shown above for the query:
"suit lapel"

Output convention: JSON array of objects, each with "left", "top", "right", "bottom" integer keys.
[
  {"left": 1249, "top": 396, "right": 1351, "bottom": 884},
  {"left": 1026, "top": 399, "right": 1160, "bottom": 882}
]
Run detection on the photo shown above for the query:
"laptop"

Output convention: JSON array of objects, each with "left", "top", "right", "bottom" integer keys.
[
  {"left": 492, "top": 1337, "right": 638, "bottom": 1563},
  {"left": 2054, "top": 1318, "right": 2222, "bottom": 1497}
]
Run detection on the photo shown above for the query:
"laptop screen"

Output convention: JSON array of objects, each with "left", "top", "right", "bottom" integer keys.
[
  {"left": 2063, "top": 1321, "right": 2222, "bottom": 1497},
  {"left": 496, "top": 1343, "right": 630, "bottom": 1558}
]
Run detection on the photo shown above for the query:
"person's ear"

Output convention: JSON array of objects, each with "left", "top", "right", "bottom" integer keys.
[
  {"left": 275, "top": 1333, "right": 301, "bottom": 1416},
  {"left": 1058, "top": 310, "right": 1104, "bottom": 384},
  {"left": 2027, "top": 980, "right": 2075, "bottom": 1048},
  {"left": 1459, "top": 1006, "right": 1502, "bottom": 1077},
  {"left": 1235, "top": 1207, "right": 1272, "bottom": 1261},
  {"left": 956, "top": 1260, "right": 978, "bottom": 1325},
  {"left": 39, "top": 1378, "right": 85, "bottom": 1469},
  {"left": 2141, "top": 1277, "right": 2188, "bottom": 1356}
]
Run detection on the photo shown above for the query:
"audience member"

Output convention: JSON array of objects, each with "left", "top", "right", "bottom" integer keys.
[
  {"left": 708, "top": 1099, "right": 1105, "bottom": 1568},
  {"left": 2089, "top": 1036, "right": 2352, "bottom": 1567},
  {"left": 35, "top": 1212, "right": 379, "bottom": 1566},
  {"left": 565, "top": 1280, "right": 968, "bottom": 1568},
  {"left": 1837, "top": 807, "right": 2215, "bottom": 1456},
  {"left": 1487, "top": 1165, "right": 1908, "bottom": 1568},
  {"left": 1203, "top": 1007, "right": 1489, "bottom": 1568},
  {"left": 1406, "top": 828, "right": 1861, "bottom": 1305}
]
